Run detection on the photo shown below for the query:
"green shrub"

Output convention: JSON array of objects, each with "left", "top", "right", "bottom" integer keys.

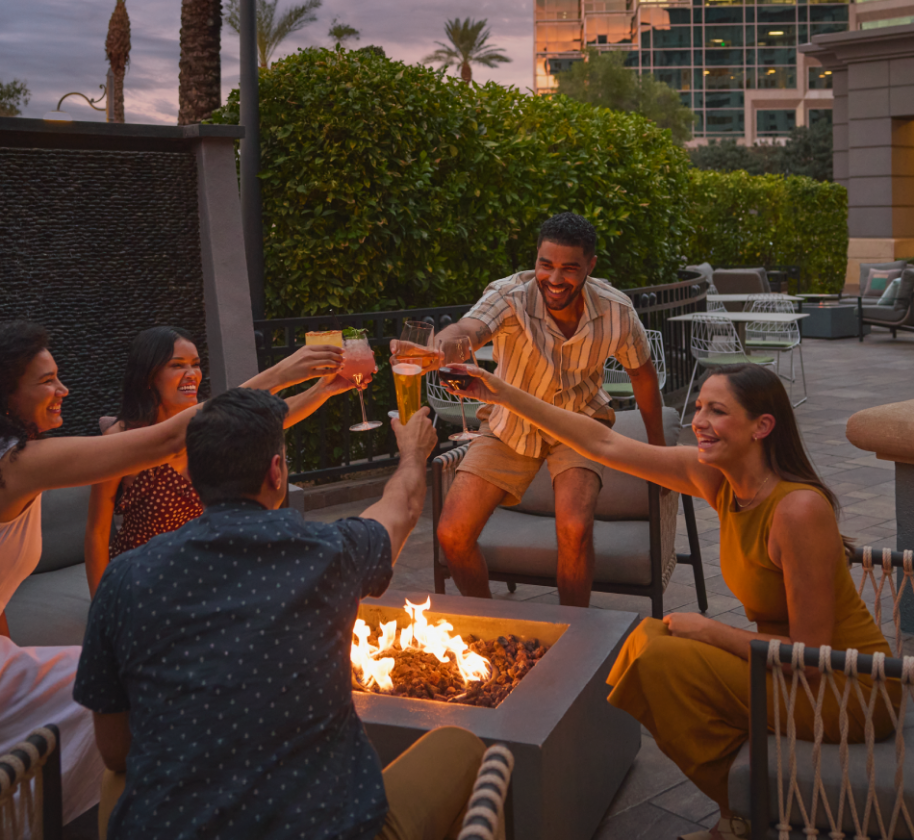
[
  {"left": 684, "top": 169, "right": 848, "bottom": 293},
  {"left": 210, "top": 47, "right": 693, "bottom": 317}
]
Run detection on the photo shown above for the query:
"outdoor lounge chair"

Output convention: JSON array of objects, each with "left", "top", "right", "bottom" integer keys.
[
  {"left": 0, "top": 724, "right": 63, "bottom": 840},
  {"left": 858, "top": 267, "right": 914, "bottom": 341},
  {"left": 731, "top": 546, "right": 914, "bottom": 840},
  {"left": 431, "top": 406, "right": 707, "bottom": 619}
]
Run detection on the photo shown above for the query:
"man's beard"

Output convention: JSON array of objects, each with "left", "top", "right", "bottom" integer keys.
[{"left": 536, "top": 278, "right": 584, "bottom": 312}]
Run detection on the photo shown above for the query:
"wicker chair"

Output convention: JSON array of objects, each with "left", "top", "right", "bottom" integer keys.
[
  {"left": 731, "top": 547, "right": 914, "bottom": 840},
  {"left": 432, "top": 407, "right": 707, "bottom": 619},
  {"left": 0, "top": 725, "right": 62, "bottom": 840},
  {"left": 457, "top": 744, "right": 515, "bottom": 840}
]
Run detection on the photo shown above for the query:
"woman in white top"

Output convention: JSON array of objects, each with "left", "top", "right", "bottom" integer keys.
[{"left": 0, "top": 318, "right": 349, "bottom": 825}]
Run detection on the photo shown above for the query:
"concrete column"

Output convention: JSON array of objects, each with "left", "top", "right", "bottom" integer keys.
[{"left": 192, "top": 134, "right": 260, "bottom": 394}]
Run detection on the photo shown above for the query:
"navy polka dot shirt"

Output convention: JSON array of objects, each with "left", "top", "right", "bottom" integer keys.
[{"left": 75, "top": 499, "right": 393, "bottom": 840}]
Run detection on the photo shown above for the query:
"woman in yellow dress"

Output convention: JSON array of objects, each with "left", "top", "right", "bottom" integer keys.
[{"left": 448, "top": 362, "right": 895, "bottom": 837}]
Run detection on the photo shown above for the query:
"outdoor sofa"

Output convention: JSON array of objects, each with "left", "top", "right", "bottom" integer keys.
[{"left": 857, "top": 263, "right": 914, "bottom": 341}]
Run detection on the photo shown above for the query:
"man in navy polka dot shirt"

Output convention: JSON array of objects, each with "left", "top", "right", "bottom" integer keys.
[{"left": 75, "top": 388, "right": 486, "bottom": 839}]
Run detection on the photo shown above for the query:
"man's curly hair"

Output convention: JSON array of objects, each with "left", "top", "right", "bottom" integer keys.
[{"left": 537, "top": 212, "right": 597, "bottom": 259}]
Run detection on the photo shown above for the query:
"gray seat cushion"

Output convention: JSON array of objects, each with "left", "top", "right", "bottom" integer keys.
[
  {"left": 5, "top": 564, "right": 91, "bottom": 647},
  {"left": 862, "top": 304, "right": 908, "bottom": 323},
  {"left": 506, "top": 407, "right": 681, "bottom": 521},
  {"left": 712, "top": 270, "right": 770, "bottom": 296},
  {"left": 858, "top": 259, "right": 908, "bottom": 289},
  {"left": 728, "top": 719, "right": 914, "bottom": 838},
  {"left": 36, "top": 485, "right": 91, "bottom": 573},
  {"left": 479, "top": 510, "right": 654, "bottom": 585}
]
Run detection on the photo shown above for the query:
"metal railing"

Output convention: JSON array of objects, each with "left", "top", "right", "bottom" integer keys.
[{"left": 254, "top": 274, "right": 709, "bottom": 483}]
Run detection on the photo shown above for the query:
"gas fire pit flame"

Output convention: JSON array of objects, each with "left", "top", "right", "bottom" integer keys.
[{"left": 351, "top": 597, "right": 491, "bottom": 691}]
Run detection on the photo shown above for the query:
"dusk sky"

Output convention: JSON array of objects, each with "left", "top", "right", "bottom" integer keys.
[{"left": 2, "top": 0, "right": 534, "bottom": 124}]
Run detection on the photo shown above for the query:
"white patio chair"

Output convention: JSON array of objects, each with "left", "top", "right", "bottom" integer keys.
[
  {"left": 744, "top": 294, "right": 807, "bottom": 408},
  {"left": 707, "top": 281, "right": 728, "bottom": 313},
  {"left": 603, "top": 329, "right": 667, "bottom": 406},
  {"left": 681, "top": 314, "right": 776, "bottom": 425},
  {"left": 426, "top": 370, "right": 483, "bottom": 430}
]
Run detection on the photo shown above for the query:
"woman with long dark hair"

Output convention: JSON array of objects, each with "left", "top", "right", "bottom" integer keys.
[
  {"left": 448, "top": 363, "right": 896, "bottom": 839},
  {"left": 85, "top": 327, "right": 206, "bottom": 594},
  {"left": 0, "top": 318, "right": 345, "bottom": 825}
]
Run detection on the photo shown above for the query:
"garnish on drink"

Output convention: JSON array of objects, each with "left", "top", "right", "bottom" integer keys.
[{"left": 305, "top": 330, "right": 343, "bottom": 348}]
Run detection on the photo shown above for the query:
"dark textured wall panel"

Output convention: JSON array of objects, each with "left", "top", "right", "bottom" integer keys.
[{"left": 0, "top": 148, "right": 208, "bottom": 436}]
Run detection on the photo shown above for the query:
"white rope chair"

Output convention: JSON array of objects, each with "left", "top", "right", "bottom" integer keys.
[
  {"left": 603, "top": 329, "right": 667, "bottom": 406},
  {"left": 680, "top": 315, "right": 776, "bottom": 425},
  {"left": 744, "top": 294, "right": 807, "bottom": 408},
  {"left": 457, "top": 743, "right": 515, "bottom": 840},
  {"left": 426, "top": 370, "right": 483, "bottom": 431},
  {"left": 0, "top": 725, "right": 62, "bottom": 840},
  {"left": 738, "top": 547, "right": 914, "bottom": 840}
]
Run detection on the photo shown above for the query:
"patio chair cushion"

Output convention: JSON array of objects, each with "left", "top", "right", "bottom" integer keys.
[
  {"left": 858, "top": 260, "right": 908, "bottom": 291},
  {"left": 728, "top": 719, "right": 914, "bottom": 838},
  {"left": 744, "top": 340, "right": 795, "bottom": 350},
  {"left": 698, "top": 353, "right": 775, "bottom": 367},
  {"left": 895, "top": 267, "right": 914, "bottom": 309},
  {"left": 861, "top": 304, "right": 908, "bottom": 323},
  {"left": 506, "top": 407, "right": 681, "bottom": 521},
  {"left": 862, "top": 268, "right": 903, "bottom": 300},
  {"left": 686, "top": 263, "right": 713, "bottom": 283},
  {"left": 36, "top": 485, "right": 92, "bottom": 573},
  {"left": 5, "top": 563, "right": 92, "bottom": 647},
  {"left": 712, "top": 270, "right": 769, "bottom": 295},
  {"left": 479, "top": 511, "right": 655, "bottom": 585},
  {"left": 603, "top": 382, "right": 635, "bottom": 398}
]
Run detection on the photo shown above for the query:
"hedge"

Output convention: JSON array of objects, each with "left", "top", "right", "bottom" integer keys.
[
  {"left": 683, "top": 170, "right": 848, "bottom": 294},
  {"left": 210, "top": 47, "right": 694, "bottom": 317}
]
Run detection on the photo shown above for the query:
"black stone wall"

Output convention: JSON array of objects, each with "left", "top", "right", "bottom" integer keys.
[{"left": 0, "top": 148, "right": 209, "bottom": 436}]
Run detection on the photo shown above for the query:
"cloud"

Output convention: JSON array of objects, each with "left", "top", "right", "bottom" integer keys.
[{"left": 4, "top": 0, "right": 533, "bottom": 125}]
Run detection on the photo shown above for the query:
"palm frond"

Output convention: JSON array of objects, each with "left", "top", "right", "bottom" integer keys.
[
  {"left": 433, "top": 16, "right": 512, "bottom": 75},
  {"left": 225, "top": 0, "right": 322, "bottom": 66}
]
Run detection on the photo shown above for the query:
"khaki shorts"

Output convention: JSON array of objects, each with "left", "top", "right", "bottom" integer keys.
[{"left": 456, "top": 420, "right": 608, "bottom": 507}]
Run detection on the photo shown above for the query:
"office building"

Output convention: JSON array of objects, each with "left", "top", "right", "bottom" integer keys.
[{"left": 534, "top": 0, "right": 913, "bottom": 143}]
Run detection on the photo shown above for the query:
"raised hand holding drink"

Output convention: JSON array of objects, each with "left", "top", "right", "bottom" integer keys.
[
  {"left": 438, "top": 364, "right": 474, "bottom": 392},
  {"left": 341, "top": 329, "right": 382, "bottom": 432},
  {"left": 392, "top": 359, "right": 422, "bottom": 425}
]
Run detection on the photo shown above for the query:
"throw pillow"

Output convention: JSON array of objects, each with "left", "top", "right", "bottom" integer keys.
[
  {"left": 877, "top": 278, "right": 902, "bottom": 306},
  {"left": 858, "top": 260, "right": 908, "bottom": 289},
  {"left": 863, "top": 268, "right": 902, "bottom": 299}
]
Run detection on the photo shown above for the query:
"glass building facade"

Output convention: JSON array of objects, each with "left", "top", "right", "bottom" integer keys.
[{"left": 533, "top": 0, "right": 868, "bottom": 142}]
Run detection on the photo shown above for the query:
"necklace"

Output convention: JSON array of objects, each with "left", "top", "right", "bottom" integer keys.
[{"left": 734, "top": 473, "right": 773, "bottom": 511}]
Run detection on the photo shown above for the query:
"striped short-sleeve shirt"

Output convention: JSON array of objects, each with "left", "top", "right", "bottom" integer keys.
[{"left": 465, "top": 270, "right": 651, "bottom": 458}]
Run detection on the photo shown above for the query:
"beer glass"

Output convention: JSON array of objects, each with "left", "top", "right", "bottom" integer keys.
[{"left": 392, "top": 321, "right": 434, "bottom": 425}]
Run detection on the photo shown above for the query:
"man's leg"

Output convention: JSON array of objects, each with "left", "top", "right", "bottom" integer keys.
[
  {"left": 436, "top": 473, "right": 507, "bottom": 599},
  {"left": 552, "top": 466, "right": 602, "bottom": 608},
  {"left": 377, "top": 726, "right": 486, "bottom": 840}
]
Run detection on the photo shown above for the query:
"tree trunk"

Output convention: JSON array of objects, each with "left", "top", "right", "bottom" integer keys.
[
  {"left": 460, "top": 61, "right": 472, "bottom": 83},
  {"left": 112, "top": 70, "right": 126, "bottom": 122},
  {"left": 178, "top": 0, "right": 223, "bottom": 125},
  {"left": 105, "top": 0, "right": 130, "bottom": 123}
]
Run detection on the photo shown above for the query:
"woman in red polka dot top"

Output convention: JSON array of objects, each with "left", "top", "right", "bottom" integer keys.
[{"left": 84, "top": 327, "right": 206, "bottom": 595}]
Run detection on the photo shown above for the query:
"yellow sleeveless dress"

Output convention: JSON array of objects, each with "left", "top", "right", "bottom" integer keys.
[{"left": 606, "top": 479, "right": 895, "bottom": 812}]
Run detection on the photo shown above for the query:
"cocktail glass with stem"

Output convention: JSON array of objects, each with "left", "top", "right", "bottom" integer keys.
[
  {"left": 341, "top": 332, "right": 382, "bottom": 432},
  {"left": 438, "top": 337, "right": 480, "bottom": 442}
]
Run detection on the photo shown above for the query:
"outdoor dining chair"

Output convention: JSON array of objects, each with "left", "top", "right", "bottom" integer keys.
[
  {"left": 744, "top": 294, "right": 807, "bottom": 407},
  {"left": 681, "top": 314, "right": 776, "bottom": 425},
  {"left": 0, "top": 724, "right": 62, "bottom": 840},
  {"left": 426, "top": 369, "right": 484, "bottom": 431},
  {"left": 707, "top": 281, "right": 728, "bottom": 313},
  {"left": 603, "top": 328, "right": 667, "bottom": 406}
]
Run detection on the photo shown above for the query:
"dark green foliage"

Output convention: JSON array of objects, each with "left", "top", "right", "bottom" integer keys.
[
  {"left": 690, "top": 122, "right": 833, "bottom": 182},
  {"left": 556, "top": 50, "right": 696, "bottom": 146},
  {"left": 210, "top": 47, "right": 693, "bottom": 318},
  {"left": 684, "top": 170, "right": 847, "bottom": 293},
  {"left": 0, "top": 79, "right": 30, "bottom": 117}
]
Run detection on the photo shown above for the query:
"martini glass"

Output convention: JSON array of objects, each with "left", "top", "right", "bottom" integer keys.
[
  {"left": 439, "top": 336, "right": 480, "bottom": 442},
  {"left": 341, "top": 334, "right": 382, "bottom": 432}
]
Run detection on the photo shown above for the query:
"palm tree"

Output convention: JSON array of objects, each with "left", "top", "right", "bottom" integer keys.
[
  {"left": 423, "top": 18, "right": 511, "bottom": 83},
  {"left": 226, "top": 0, "right": 322, "bottom": 69},
  {"left": 105, "top": 0, "right": 130, "bottom": 123},
  {"left": 178, "top": 0, "right": 222, "bottom": 125},
  {"left": 328, "top": 18, "right": 359, "bottom": 48}
]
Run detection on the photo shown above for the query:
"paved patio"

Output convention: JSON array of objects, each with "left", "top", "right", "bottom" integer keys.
[{"left": 307, "top": 328, "right": 914, "bottom": 839}]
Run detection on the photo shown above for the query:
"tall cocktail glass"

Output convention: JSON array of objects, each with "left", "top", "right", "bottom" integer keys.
[
  {"left": 439, "top": 337, "right": 480, "bottom": 442},
  {"left": 341, "top": 334, "right": 382, "bottom": 432}
]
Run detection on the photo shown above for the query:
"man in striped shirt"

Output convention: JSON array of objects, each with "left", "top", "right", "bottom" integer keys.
[{"left": 435, "top": 213, "right": 666, "bottom": 607}]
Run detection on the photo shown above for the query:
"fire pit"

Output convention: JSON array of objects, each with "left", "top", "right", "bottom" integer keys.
[
  {"left": 354, "top": 591, "right": 641, "bottom": 840},
  {"left": 351, "top": 597, "right": 549, "bottom": 707}
]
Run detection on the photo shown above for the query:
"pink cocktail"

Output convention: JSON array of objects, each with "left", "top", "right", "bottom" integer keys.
[{"left": 343, "top": 336, "right": 382, "bottom": 432}]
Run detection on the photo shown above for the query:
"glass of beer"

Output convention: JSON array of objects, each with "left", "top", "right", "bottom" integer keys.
[
  {"left": 439, "top": 337, "right": 480, "bottom": 442},
  {"left": 396, "top": 321, "right": 437, "bottom": 373}
]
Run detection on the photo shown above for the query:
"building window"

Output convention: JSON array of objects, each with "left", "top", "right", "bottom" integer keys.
[
  {"left": 705, "top": 90, "right": 745, "bottom": 107},
  {"left": 757, "top": 6, "right": 797, "bottom": 22},
  {"left": 810, "top": 22, "right": 847, "bottom": 34},
  {"left": 808, "top": 109, "right": 833, "bottom": 126},
  {"left": 652, "top": 49, "right": 692, "bottom": 65},
  {"left": 536, "top": 0, "right": 583, "bottom": 21},
  {"left": 704, "top": 6, "right": 743, "bottom": 22},
  {"left": 705, "top": 48, "right": 745, "bottom": 64},
  {"left": 757, "top": 47, "right": 797, "bottom": 64},
  {"left": 703, "top": 67, "right": 745, "bottom": 88},
  {"left": 653, "top": 68, "right": 692, "bottom": 88},
  {"left": 752, "top": 67, "right": 797, "bottom": 88},
  {"left": 535, "top": 21, "right": 583, "bottom": 52},
  {"left": 546, "top": 57, "right": 585, "bottom": 74},
  {"left": 584, "top": 12, "right": 638, "bottom": 45},
  {"left": 860, "top": 15, "right": 914, "bottom": 27},
  {"left": 809, "top": 5, "right": 849, "bottom": 21},
  {"left": 706, "top": 109, "right": 746, "bottom": 133},
  {"left": 651, "top": 26, "right": 692, "bottom": 47},
  {"left": 704, "top": 25, "right": 744, "bottom": 46},
  {"left": 753, "top": 24, "right": 797, "bottom": 45},
  {"left": 807, "top": 67, "right": 833, "bottom": 88},
  {"left": 757, "top": 108, "right": 796, "bottom": 135}
]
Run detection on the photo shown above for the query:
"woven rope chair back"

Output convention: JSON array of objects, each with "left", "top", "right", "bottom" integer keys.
[
  {"left": 0, "top": 726, "right": 61, "bottom": 840},
  {"left": 604, "top": 329, "right": 667, "bottom": 391},
  {"left": 707, "top": 282, "right": 728, "bottom": 313},
  {"left": 853, "top": 547, "right": 914, "bottom": 658},
  {"left": 457, "top": 743, "right": 515, "bottom": 840},
  {"left": 690, "top": 314, "right": 745, "bottom": 361}
]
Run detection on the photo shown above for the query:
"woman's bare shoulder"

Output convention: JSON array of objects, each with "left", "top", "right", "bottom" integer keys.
[{"left": 102, "top": 420, "right": 127, "bottom": 436}]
